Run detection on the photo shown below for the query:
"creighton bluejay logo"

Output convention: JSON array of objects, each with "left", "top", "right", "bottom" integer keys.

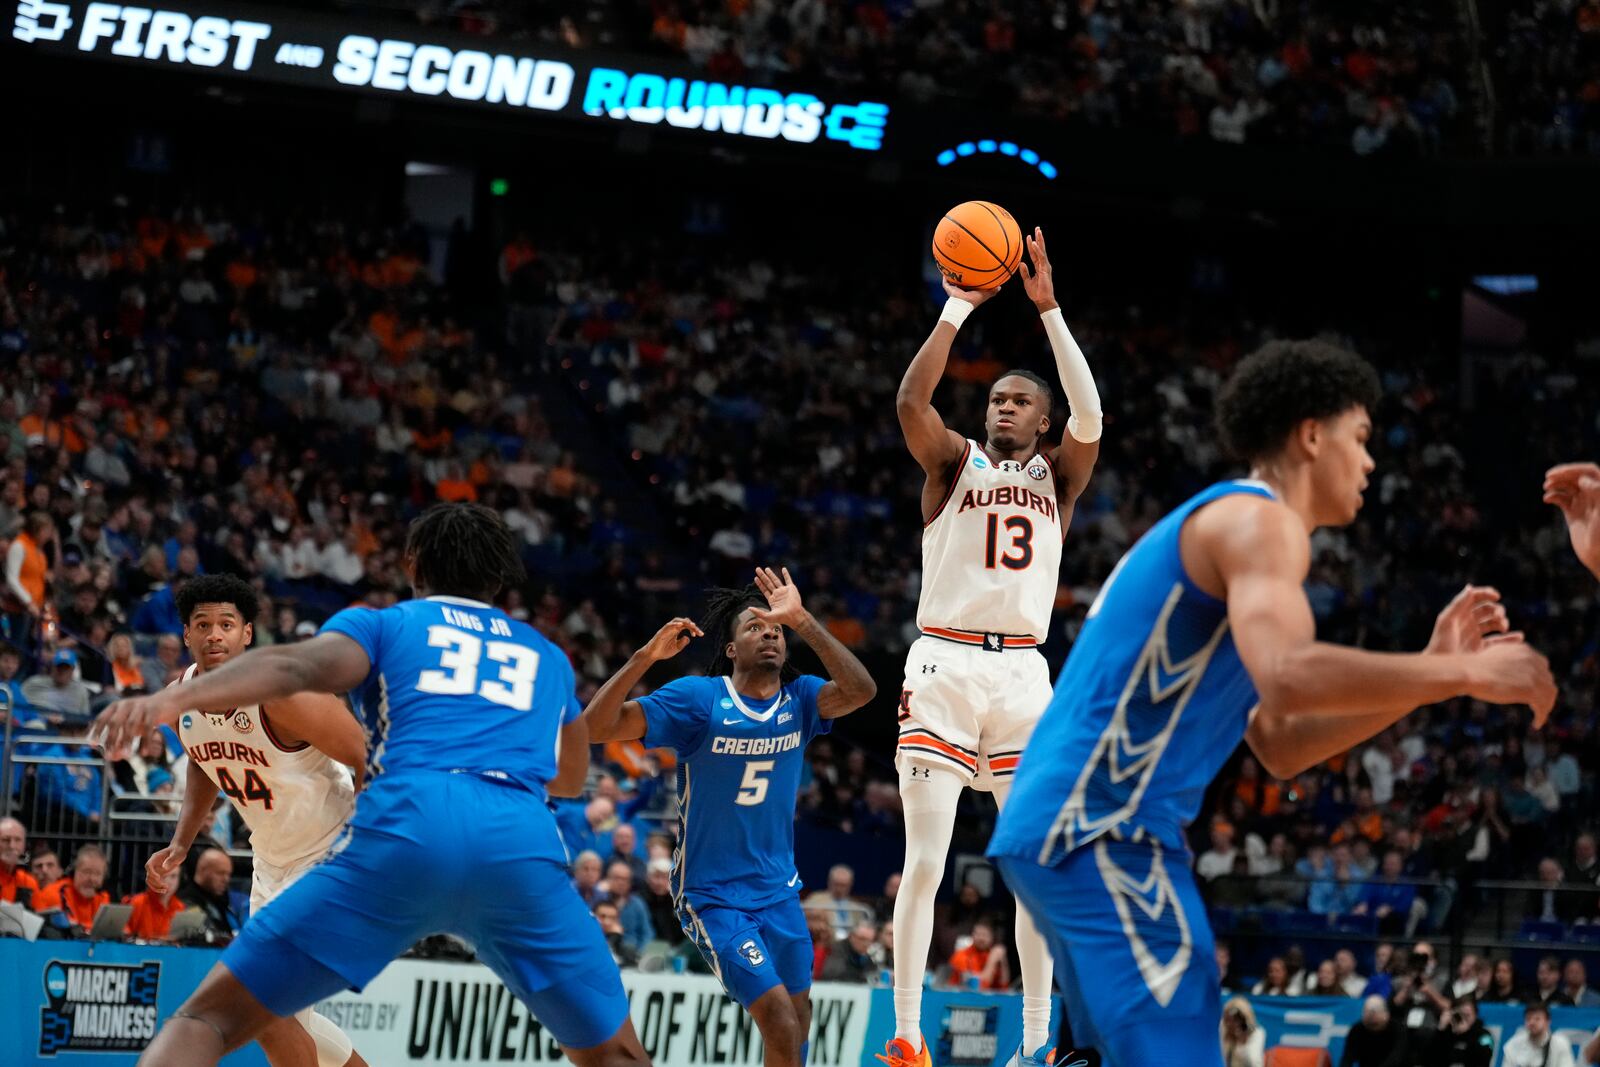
[{"left": 738, "top": 939, "right": 766, "bottom": 967}]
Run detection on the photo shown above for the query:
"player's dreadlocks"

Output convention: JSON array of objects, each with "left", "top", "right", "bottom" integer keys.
[
  {"left": 404, "top": 502, "right": 526, "bottom": 602},
  {"left": 703, "top": 584, "right": 796, "bottom": 679},
  {"left": 177, "top": 573, "right": 259, "bottom": 626}
]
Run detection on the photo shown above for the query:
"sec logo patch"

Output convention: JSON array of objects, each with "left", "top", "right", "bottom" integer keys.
[
  {"left": 1028, "top": 462, "right": 1048, "bottom": 481},
  {"left": 230, "top": 711, "right": 254, "bottom": 734}
]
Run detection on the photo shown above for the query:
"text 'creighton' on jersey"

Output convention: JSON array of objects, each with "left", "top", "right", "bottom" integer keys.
[
  {"left": 321, "top": 595, "right": 581, "bottom": 792},
  {"left": 639, "top": 674, "right": 829, "bottom": 911}
]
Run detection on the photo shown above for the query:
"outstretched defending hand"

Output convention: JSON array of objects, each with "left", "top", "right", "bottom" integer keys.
[
  {"left": 749, "top": 566, "right": 807, "bottom": 629},
  {"left": 1425, "top": 585, "right": 1509, "bottom": 655},
  {"left": 1544, "top": 462, "right": 1600, "bottom": 580},
  {"left": 93, "top": 692, "right": 176, "bottom": 761},
  {"left": 641, "top": 617, "right": 703, "bottom": 663},
  {"left": 1017, "top": 226, "right": 1058, "bottom": 312}
]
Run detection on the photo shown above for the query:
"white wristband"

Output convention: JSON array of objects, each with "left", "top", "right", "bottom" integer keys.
[{"left": 938, "top": 297, "right": 974, "bottom": 331}]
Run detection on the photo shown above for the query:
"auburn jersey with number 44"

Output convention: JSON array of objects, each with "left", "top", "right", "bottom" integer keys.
[{"left": 176, "top": 664, "right": 355, "bottom": 870}]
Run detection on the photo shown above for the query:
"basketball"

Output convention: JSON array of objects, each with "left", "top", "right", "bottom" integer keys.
[{"left": 932, "top": 200, "right": 1024, "bottom": 290}]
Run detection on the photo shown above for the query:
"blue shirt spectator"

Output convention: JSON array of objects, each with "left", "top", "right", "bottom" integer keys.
[{"left": 130, "top": 585, "right": 183, "bottom": 636}]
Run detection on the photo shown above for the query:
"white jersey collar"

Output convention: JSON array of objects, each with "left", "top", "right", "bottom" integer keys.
[{"left": 720, "top": 676, "right": 789, "bottom": 722}]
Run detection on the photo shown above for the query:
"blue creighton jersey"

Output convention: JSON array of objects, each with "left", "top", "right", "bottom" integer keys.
[
  {"left": 322, "top": 596, "right": 579, "bottom": 794},
  {"left": 640, "top": 674, "right": 830, "bottom": 910},
  {"left": 989, "top": 481, "right": 1275, "bottom": 866}
]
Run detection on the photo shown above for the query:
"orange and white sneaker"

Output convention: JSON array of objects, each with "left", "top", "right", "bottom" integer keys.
[{"left": 876, "top": 1035, "right": 933, "bottom": 1067}]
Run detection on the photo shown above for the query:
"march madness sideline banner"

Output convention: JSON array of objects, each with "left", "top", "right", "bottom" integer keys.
[{"left": 0, "top": 940, "right": 873, "bottom": 1066}]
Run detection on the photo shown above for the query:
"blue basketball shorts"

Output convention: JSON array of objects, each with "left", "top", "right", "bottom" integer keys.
[
  {"left": 997, "top": 836, "right": 1223, "bottom": 1067},
  {"left": 223, "top": 772, "right": 629, "bottom": 1051},
  {"left": 678, "top": 893, "right": 813, "bottom": 1009}
]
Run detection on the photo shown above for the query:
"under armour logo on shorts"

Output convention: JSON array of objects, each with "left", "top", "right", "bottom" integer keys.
[
  {"left": 921, "top": 664, "right": 938, "bottom": 674},
  {"left": 910, "top": 766, "right": 931, "bottom": 779}
]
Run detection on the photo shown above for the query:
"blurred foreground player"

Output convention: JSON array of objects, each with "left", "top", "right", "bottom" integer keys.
[
  {"left": 987, "top": 341, "right": 1557, "bottom": 1067},
  {"left": 95, "top": 503, "right": 649, "bottom": 1067},
  {"left": 153, "top": 573, "right": 366, "bottom": 1067},
  {"left": 583, "top": 567, "right": 876, "bottom": 1067},
  {"left": 886, "top": 228, "right": 1104, "bottom": 1067}
]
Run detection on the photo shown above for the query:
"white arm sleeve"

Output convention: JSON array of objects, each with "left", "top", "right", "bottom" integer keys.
[
  {"left": 1041, "top": 307, "right": 1103, "bottom": 443},
  {"left": 5, "top": 541, "right": 31, "bottom": 607}
]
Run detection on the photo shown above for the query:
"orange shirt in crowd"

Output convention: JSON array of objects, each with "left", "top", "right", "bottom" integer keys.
[
  {"left": 123, "top": 891, "right": 185, "bottom": 940},
  {"left": 412, "top": 427, "right": 453, "bottom": 455},
  {"left": 35, "top": 879, "right": 111, "bottom": 932},
  {"left": 435, "top": 478, "right": 478, "bottom": 503},
  {"left": 948, "top": 945, "right": 1008, "bottom": 990},
  {"left": 0, "top": 863, "right": 39, "bottom": 905},
  {"left": 19, "top": 414, "right": 87, "bottom": 454}
]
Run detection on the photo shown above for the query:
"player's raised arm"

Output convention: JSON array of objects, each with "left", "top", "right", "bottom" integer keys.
[
  {"left": 95, "top": 634, "right": 372, "bottom": 759},
  {"left": 1018, "top": 226, "right": 1102, "bottom": 500},
  {"left": 749, "top": 567, "right": 876, "bottom": 718},
  {"left": 582, "top": 617, "right": 704, "bottom": 742},
  {"left": 254, "top": 690, "right": 369, "bottom": 785},
  {"left": 897, "top": 281, "right": 999, "bottom": 478},
  {"left": 1190, "top": 495, "right": 1557, "bottom": 779}
]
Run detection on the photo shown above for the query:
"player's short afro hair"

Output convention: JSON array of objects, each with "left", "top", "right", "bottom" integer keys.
[
  {"left": 1215, "top": 340, "right": 1380, "bottom": 464},
  {"left": 992, "top": 369, "right": 1054, "bottom": 417},
  {"left": 177, "top": 573, "right": 259, "bottom": 626}
]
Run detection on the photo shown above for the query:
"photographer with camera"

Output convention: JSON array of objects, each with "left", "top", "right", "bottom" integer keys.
[
  {"left": 1423, "top": 996, "right": 1494, "bottom": 1067},
  {"left": 1393, "top": 941, "right": 1452, "bottom": 1039},
  {"left": 1220, "top": 996, "right": 1266, "bottom": 1067}
]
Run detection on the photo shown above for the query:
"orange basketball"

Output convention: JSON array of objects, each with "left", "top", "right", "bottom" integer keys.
[{"left": 932, "top": 201, "right": 1023, "bottom": 290}]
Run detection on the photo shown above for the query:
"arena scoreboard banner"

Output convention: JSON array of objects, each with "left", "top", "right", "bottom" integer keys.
[{"left": 8, "top": 0, "right": 889, "bottom": 152}]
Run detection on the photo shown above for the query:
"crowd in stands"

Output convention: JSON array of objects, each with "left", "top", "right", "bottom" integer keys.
[
  {"left": 1, "top": 185, "right": 1598, "bottom": 1004},
  {"left": 1494, "top": 0, "right": 1600, "bottom": 156}
]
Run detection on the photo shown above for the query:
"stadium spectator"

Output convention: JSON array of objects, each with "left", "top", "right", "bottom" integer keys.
[
  {"left": 1482, "top": 959, "right": 1521, "bottom": 1003},
  {"left": 1535, "top": 858, "right": 1586, "bottom": 925},
  {"left": 1220, "top": 996, "right": 1266, "bottom": 1067},
  {"left": 600, "top": 860, "right": 654, "bottom": 953},
  {"left": 1392, "top": 942, "right": 1449, "bottom": 1035},
  {"left": 570, "top": 850, "right": 605, "bottom": 907},
  {"left": 641, "top": 857, "right": 682, "bottom": 947},
  {"left": 142, "top": 634, "right": 184, "bottom": 691},
  {"left": 21, "top": 649, "right": 92, "bottom": 722},
  {"left": 34, "top": 844, "right": 110, "bottom": 934},
  {"left": 807, "top": 907, "right": 835, "bottom": 977},
  {"left": 1337, "top": 949, "right": 1369, "bottom": 997},
  {"left": 1530, "top": 957, "right": 1575, "bottom": 1009},
  {"left": 30, "top": 847, "right": 62, "bottom": 889},
  {"left": 1564, "top": 960, "right": 1600, "bottom": 1008},
  {"left": 605, "top": 823, "right": 647, "bottom": 884},
  {"left": 947, "top": 918, "right": 1009, "bottom": 991},
  {"left": 1310, "top": 845, "right": 1364, "bottom": 917},
  {"left": 875, "top": 872, "right": 901, "bottom": 924},
  {"left": 1423, "top": 996, "right": 1494, "bottom": 1067},
  {"left": 0, "top": 815, "right": 39, "bottom": 907},
  {"left": 593, "top": 900, "right": 639, "bottom": 969},
  {"left": 1198, "top": 821, "right": 1240, "bottom": 881},
  {"left": 804, "top": 863, "right": 859, "bottom": 938},
  {"left": 819, "top": 921, "right": 879, "bottom": 984},
  {"left": 123, "top": 872, "right": 184, "bottom": 941},
  {"left": 104, "top": 633, "right": 147, "bottom": 694},
  {"left": 1304, "top": 959, "right": 1349, "bottom": 997},
  {"left": 0, "top": 642, "right": 35, "bottom": 718},
  {"left": 1352, "top": 849, "right": 1423, "bottom": 936},
  {"left": 4, "top": 511, "right": 56, "bottom": 646},
  {"left": 1501, "top": 1001, "right": 1577, "bottom": 1067},
  {"left": 1340, "top": 995, "right": 1407, "bottom": 1067},
  {"left": 1216, "top": 941, "right": 1242, "bottom": 992},
  {"left": 1448, "top": 954, "right": 1486, "bottom": 1001},
  {"left": 1253, "top": 956, "right": 1293, "bottom": 996},
  {"left": 177, "top": 847, "right": 242, "bottom": 941}
]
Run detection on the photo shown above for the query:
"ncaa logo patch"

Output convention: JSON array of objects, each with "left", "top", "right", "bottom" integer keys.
[
  {"left": 972, "top": 454, "right": 988, "bottom": 469},
  {"left": 738, "top": 939, "right": 766, "bottom": 967},
  {"left": 229, "top": 711, "right": 254, "bottom": 734},
  {"left": 719, "top": 698, "right": 734, "bottom": 710},
  {"left": 1028, "top": 462, "right": 1048, "bottom": 481},
  {"left": 180, "top": 715, "right": 192, "bottom": 730}
]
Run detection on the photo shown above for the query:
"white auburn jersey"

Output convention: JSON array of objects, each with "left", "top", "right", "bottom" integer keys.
[
  {"left": 173, "top": 665, "right": 355, "bottom": 869},
  {"left": 916, "top": 439, "right": 1063, "bottom": 641}
]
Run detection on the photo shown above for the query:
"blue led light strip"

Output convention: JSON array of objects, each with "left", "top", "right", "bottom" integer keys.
[{"left": 936, "top": 140, "right": 1058, "bottom": 179}]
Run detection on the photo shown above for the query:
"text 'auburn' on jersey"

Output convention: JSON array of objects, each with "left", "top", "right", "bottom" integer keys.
[{"left": 918, "top": 441, "right": 1063, "bottom": 641}]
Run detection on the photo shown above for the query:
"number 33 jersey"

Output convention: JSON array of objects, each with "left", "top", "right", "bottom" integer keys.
[
  {"left": 917, "top": 440, "right": 1063, "bottom": 642},
  {"left": 175, "top": 664, "right": 355, "bottom": 869}
]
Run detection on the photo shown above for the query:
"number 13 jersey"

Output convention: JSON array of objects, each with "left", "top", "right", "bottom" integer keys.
[
  {"left": 175, "top": 664, "right": 355, "bottom": 870},
  {"left": 916, "top": 440, "right": 1063, "bottom": 642}
]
